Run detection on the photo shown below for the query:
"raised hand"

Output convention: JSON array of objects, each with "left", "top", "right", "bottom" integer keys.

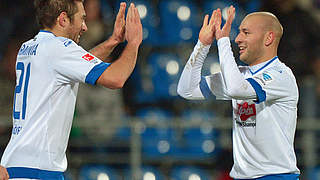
[
  {"left": 111, "top": 2, "right": 126, "bottom": 43},
  {"left": 199, "top": 10, "right": 217, "bottom": 45},
  {"left": 125, "top": 3, "right": 143, "bottom": 46},
  {"left": 215, "top": 6, "right": 235, "bottom": 40}
]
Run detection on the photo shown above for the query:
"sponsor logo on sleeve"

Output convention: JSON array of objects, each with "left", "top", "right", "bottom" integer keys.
[{"left": 82, "top": 53, "right": 94, "bottom": 61}]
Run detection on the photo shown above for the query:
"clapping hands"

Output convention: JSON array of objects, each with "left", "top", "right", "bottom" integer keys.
[{"left": 198, "top": 5, "right": 236, "bottom": 45}]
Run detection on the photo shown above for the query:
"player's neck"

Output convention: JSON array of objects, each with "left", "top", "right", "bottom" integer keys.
[{"left": 43, "top": 27, "right": 68, "bottom": 39}]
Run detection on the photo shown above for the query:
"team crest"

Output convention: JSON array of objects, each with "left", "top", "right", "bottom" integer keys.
[{"left": 262, "top": 73, "right": 272, "bottom": 81}]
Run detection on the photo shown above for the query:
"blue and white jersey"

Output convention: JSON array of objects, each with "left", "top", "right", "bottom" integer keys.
[
  {"left": 177, "top": 37, "right": 300, "bottom": 179},
  {"left": 210, "top": 57, "right": 300, "bottom": 178},
  {"left": 1, "top": 31, "right": 110, "bottom": 175}
]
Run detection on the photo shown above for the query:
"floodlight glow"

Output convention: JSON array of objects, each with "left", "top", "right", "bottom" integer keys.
[
  {"left": 189, "top": 174, "right": 201, "bottom": 180},
  {"left": 158, "top": 140, "right": 170, "bottom": 153},
  {"left": 180, "top": 28, "right": 193, "bottom": 40},
  {"left": 143, "top": 172, "right": 156, "bottom": 180},
  {"left": 137, "top": 4, "right": 147, "bottom": 19},
  {"left": 177, "top": 6, "right": 191, "bottom": 21},
  {"left": 143, "top": 28, "right": 149, "bottom": 40},
  {"left": 97, "top": 173, "right": 109, "bottom": 180},
  {"left": 202, "top": 140, "right": 215, "bottom": 153},
  {"left": 166, "top": 60, "right": 179, "bottom": 75}
]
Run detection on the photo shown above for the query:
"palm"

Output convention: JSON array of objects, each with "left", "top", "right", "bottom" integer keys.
[
  {"left": 215, "top": 6, "right": 235, "bottom": 40},
  {"left": 199, "top": 10, "right": 217, "bottom": 45}
]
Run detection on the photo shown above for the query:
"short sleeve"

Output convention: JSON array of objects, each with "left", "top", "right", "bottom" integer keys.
[{"left": 50, "top": 39, "right": 110, "bottom": 85}]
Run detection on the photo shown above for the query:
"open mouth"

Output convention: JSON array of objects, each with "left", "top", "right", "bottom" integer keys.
[{"left": 239, "top": 46, "right": 246, "bottom": 54}]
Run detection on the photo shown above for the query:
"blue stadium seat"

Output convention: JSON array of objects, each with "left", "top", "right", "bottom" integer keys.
[
  {"left": 147, "top": 53, "right": 182, "bottom": 100},
  {"left": 79, "top": 165, "right": 121, "bottom": 180},
  {"left": 309, "top": 166, "right": 320, "bottom": 180},
  {"left": 99, "top": 0, "right": 113, "bottom": 25},
  {"left": 176, "top": 110, "right": 220, "bottom": 159},
  {"left": 243, "top": 0, "right": 261, "bottom": 13},
  {"left": 64, "top": 170, "right": 74, "bottom": 180},
  {"left": 170, "top": 166, "right": 211, "bottom": 180},
  {"left": 124, "top": 166, "right": 165, "bottom": 180},
  {"left": 135, "top": 108, "right": 177, "bottom": 158},
  {"left": 159, "top": 0, "right": 201, "bottom": 45}
]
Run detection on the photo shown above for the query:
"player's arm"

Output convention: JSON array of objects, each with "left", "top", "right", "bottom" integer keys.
[
  {"left": 96, "top": 3, "right": 142, "bottom": 89},
  {"left": 0, "top": 166, "right": 9, "bottom": 180},
  {"left": 177, "top": 10, "right": 227, "bottom": 100},
  {"left": 89, "top": 3, "right": 126, "bottom": 61},
  {"left": 214, "top": 7, "right": 258, "bottom": 101}
]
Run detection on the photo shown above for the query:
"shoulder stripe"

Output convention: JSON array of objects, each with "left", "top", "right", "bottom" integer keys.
[{"left": 246, "top": 78, "right": 266, "bottom": 103}]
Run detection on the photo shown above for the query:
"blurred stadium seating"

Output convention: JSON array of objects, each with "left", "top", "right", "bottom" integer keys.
[
  {"left": 170, "top": 166, "right": 211, "bottom": 180},
  {"left": 79, "top": 165, "right": 121, "bottom": 180},
  {"left": 124, "top": 166, "right": 165, "bottom": 180}
]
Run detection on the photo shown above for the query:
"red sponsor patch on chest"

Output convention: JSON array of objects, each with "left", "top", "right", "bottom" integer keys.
[
  {"left": 236, "top": 102, "right": 256, "bottom": 121},
  {"left": 82, "top": 53, "right": 94, "bottom": 61}
]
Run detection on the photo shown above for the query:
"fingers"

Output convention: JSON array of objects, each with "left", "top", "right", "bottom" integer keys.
[
  {"left": 214, "top": 8, "right": 222, "bottom": 31},
  {"left": 226, "top": 5, "right": 235, "bottom": 26},
  {"left": 202, "top": 14, "right": 209, "bottom": 27},
  {"left": 126, "top": 3, "right": 132, "bottom": 23},
  {"left": 134, "top": 4, "right": 141, "bottom": 24},
  {"left": 209, "top": 10, "right": 216, "bottom": 26},
  {"left": 117, "top": 2, "right": 126, "bottom": 20}
]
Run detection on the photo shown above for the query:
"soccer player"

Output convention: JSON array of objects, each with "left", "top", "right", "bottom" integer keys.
[
  {"left": 177, "top": 6, "right": 300, "bottom": 179},
  {"left": 0, "top": 0, "right": 142, "bottom": 179}
]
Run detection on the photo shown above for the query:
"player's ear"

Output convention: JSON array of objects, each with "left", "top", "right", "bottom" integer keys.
[
  {"left": 264, "top": 31, "right": 274, "bottom": 46},
  {"left": 57, "top": 12, "right": 70, "bottom": 27}
]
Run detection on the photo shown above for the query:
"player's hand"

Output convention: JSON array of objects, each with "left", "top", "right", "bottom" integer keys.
[
  {"left": 125, "top": 3, "right": 143, "bottom": 47},
  {"left": 0, "top": 166, "right": 9, "bottom": 180},
  {"left": 215, "top": 6, "right": 235, "bottom": 40},
  {"left": 111, "top": 2, "right": 126, "bottom": 44},
  {"left": 199, "top": 10, "right": 217, "bottom": 45}
]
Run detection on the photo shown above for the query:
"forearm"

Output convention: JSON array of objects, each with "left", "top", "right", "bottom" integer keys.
[
  {"left": 89, "top": 37, "right": 119, "bottom": 61},
  {"left": 97, "top": 42, "right": 139, "bottom": 89},
  {"left": 217, "top": 37, "right": 256, "bottom": 99},
  {"left": 177, "top": 40, "right": 210, "bottom": 99}
]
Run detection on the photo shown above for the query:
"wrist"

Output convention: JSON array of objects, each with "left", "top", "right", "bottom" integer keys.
[
  {"left": 127, "top": 41, "right": 141, "bottom": 48},
  {"left": 108, "top": 35, "right": 122, "bottom": 46}
]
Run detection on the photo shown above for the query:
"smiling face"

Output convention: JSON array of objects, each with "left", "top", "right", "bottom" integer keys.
[
  {"left": 235, "top": 15, "right": 267, "bottom": 66},
  {"left": 65, "top": 1, "right": 88, "bottom": 43}
]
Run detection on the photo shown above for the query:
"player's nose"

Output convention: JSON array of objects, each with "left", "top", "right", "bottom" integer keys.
[
  {"left": 235, "top": 33, "right": 243, "bottom": 44},
  {"left": 82, "top": 22, "right": 88, "bottom": 32}
]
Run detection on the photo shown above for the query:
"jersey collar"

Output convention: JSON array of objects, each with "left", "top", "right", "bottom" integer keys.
[{"left": 249, "top": 56, "right": 278, "bottom": 75}]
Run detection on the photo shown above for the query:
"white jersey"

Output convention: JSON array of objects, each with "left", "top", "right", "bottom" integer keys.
[
  {"left": 212, "top": 58, "right": 300, "bottom": 178},
  {"left": 1, "top": 30, "right": 110, "bottom": 177},
  {"left": 177, "top": 37, "right": 300, "bottom": 179}
]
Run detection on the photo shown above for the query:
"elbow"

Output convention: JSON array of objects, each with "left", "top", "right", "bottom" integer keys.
[
  {"left": 107, "top": 78, "right": 125, "bottom": 89},
  {"left": 226, "top": 87, "right": 242, "bottom": 99},
  {"left": 177, "top": 85, "right": 192, "bottom": 99},
  {"left": 98, "top": 76, "right": 125, "bottom": 89}
]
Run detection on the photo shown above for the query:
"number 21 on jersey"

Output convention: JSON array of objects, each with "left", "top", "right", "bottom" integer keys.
[{"left": 13, "top": 62, "right": 31, "bottom": 120}]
